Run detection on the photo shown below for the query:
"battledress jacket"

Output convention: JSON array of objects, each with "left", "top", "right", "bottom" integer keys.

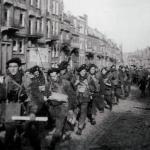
[
  {"left": 24, "top": 74, "right": 46, "bottom": 115},
  {"left": 46, "top": 77, "right": 77, "bottom": 110}
]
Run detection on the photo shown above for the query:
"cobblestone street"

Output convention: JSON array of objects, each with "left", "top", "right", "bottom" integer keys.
[{"left": 57, "top": 86, "right": 150, "bottom": 150}]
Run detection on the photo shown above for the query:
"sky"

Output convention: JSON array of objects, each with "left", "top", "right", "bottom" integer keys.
[{"left": 63, "top": 0, "right": 150, "bottom": 52}]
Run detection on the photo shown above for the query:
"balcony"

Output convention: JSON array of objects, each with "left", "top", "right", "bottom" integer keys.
[
  {"left": 71, "top": 42, "right": 80, "bottom": 49},
  {"left": 28, "top": 31, "right": 43, "bottom": 40},
  {"left": 51, "top": 35, "right": 59, "bottom": 41},
  {"left": 61, "top": 24, "right": 71, "bottom": 32},
  {"left": 1, "top": 20, "right": 21, "bottom": 33},
  {"left": 3, "top": 0, "right": 13, "bottom": 5},
  {"left": 13, "top": 1, "right": 27, "bottom": 10}
]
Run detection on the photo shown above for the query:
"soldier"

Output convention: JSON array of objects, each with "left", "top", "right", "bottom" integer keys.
[
  {"left": 87, "top": 64, "right": 105, "bottom": 125},
  {"left": 4, "top": 57, "right": 27, "bottom": 150},
  {"left": 0, "top": 71, "right": 6, "bottom": 131},
  {"left": 118, "top": 65, "right": 127, "bottom": 98},
  {"left": 74, "top": 64, "right": 90, "bottom": 135},
  {"left": 101, "top": 67, "right": 113, "bottom": 111},
  {"left": 46, "top": 67, "right": 74, "bottom": 149},
  {"left": 138, "top": 66, "right": 148, "bottom": 97},
  {"left": 22, "top": 65, "right": 48, "bottom": 150},
  {"left": 124, "top": 66, "right": 132, "bottom": 97},
  {"left": 109, "top": 65, "right": 121, "bottom": 104},
  {"left": 58, "top": 61, "right": 78, "bottom": 139}
]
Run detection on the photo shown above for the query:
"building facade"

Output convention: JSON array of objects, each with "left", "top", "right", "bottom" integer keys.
[
  {"left": 124, "top": 47, "right": 150, "bottom": 68},
  {"left": 0, "top": 0, "right": 123, "bottom": 73}
]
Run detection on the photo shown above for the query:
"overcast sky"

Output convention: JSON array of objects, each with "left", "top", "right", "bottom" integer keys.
[{"left": 63, "top": 0, "right": 150, "bottom": 52}]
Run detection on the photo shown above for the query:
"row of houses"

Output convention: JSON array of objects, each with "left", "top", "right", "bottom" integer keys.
[
  {"left": 0, "top": 0, "right": 123, "bottom": 73},
  {"left": 124, "top": 47, "right": 150, "bottom": 68}
]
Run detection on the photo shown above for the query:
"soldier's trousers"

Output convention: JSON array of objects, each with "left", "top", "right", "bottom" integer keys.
[
  {"left": 78, "top": 102, "right": 88, "bottom": 129},
  {"left": 48, "top": 103, "right": 68, "bottom": 138},
  {"left": 104, "top": 95, "right": 112, "bottom": 110},
  {"left": 93, "top": 93, "right": 105, "bottom": 111},
  {"left": 5, "top": 122, "right": 23, "bottom": 150},
  {"left": 87, "top": 99, "right": 96, "bottom": 120}
]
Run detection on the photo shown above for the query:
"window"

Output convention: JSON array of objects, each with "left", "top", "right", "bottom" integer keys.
[
  {"left": 29, "top": 19, "right": 33, "bottom": 34},
  {"left": 37, "top": 19, "right": 41, "bottom": 33},
  {"left": 4, "top": 7, "right": 10, "bottom": 26},
  {"left": 30, "top": 0, "right": 34, "bottom": 6},
  {"left": 13, "top": 40, "right": 18, "bottom": 52},
  {"left": 47, "top": 20, "right": 51, "bottom": 38},
  {"left": 19, "top": 13, "right": 25, "bottom": 27},
  {"left": 13, "top": 40, "right": 24, "bottom": 54},
  {"left": 41, "top": 18, "right": 45, "bottom": 33},
  {"left": 52, "top": 49, "right": 55, "bottom": 58},
  {"left": 56, "top": 2, "right": 59, "bottom": 15},
  {"left": 35, "top": 19, "right": 37, "bottom": 33},
  {"left": 19, "top": 40, "right": 24, "bottom": 53},
  {"left": 52, "top": 1, "right": 55, "bottom": 14},
  {"left": 55, "top": 49, "right": 59, "bottom": 57},
  {"left": 36, "top": 0, "right": 40, "bottom": 8},
  {"left": 52, "top": 21, "right": 55, "bottom": 35},
  {"left": 56, "top": 22, "right": 59, "bottom": 35},
  {"left": 22, "top": 0, "right": 26, "bottom": 3},
  {"left": 47, "top": 0, "right": 51, "bottom": 13}
]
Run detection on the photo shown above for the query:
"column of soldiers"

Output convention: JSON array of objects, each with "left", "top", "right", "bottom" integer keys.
[{"left": 0, "top": 57, "right": 149, "bottom": 150}]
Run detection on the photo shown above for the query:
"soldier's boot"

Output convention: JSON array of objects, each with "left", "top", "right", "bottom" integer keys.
[
  {"left": 90, "top": 118, "right": 96, "bottom": 125},
  {"left": 76, "top": 128, "right": 82, "bottom": 135}
]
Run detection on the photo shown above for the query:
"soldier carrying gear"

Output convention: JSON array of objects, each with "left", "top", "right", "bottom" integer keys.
[
  {"left": 74, "top": 64, "right": 90, "bottom": 135},
  {"left": 21, "top": 65, "right": 49, "bottom": 150},
  {"left": 101, "top": 67, "right": 113, "bottom": 111},
  {"left": 125, "top": 66, "right": 132, "bottom": 97},
  {"left": 4, "top": 57, "right": 27, "bottom": 150},
  {"left": 46, "top": 67, "right": 74, "bottom": 149},
  {"left": 87, "top": 64, "right": 105, "bottom": 125},
  {"left": 110, "top": 65, "right": 121, "bottom": 104}
]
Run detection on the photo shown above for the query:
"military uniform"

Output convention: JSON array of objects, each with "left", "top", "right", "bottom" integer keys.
[
  {"left": 21, "top": 65, "right": 46, "bottom": 150},
  {"left": 110, "top": 67, "right": 122, "bottom": 103},
  {"left": 87, "top": 64, "right": 105, "bottom": 125},
  {"left": 46, "top": 68, "right": 73, "bottom": 148},
  {"left": 4, "top": 58, "right": 27, "bottom": 150},
  {"left": 101, "top": 68, "right": 113, "bottom": 110},
  {"left": 124, "top": 66, "right": 132, "bottom": 97},
  {"left": 73, "top": 64, "right": 91, "bottom": 135}
]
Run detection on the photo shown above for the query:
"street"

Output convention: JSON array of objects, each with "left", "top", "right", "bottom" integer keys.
[{"left": 57, "top": 86, "right": 150, "bottom": 150}]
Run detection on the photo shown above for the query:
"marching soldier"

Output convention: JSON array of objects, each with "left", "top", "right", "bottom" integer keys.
[
  {"left": 74, "top": 64, "right": 90, "bottom": 135},
  {"left": 87, "top": 64, "right": 105, "bottom": 125},
  {"left": 4, "top": 57, "right": 27, "bottom": 150},
  {"left": 110, "top": 65, "right": 121, "bottom": 104},
  {"left": 23, "top": 65, "right": 48, "bottom": 150},
  {"left": 125, "top": 66, "right": 132, "bottom": 97},
  {"left": 101, "top": 67, "right": 113, "bottom": 111},
  {"left": 118, "top": 65, "right": 127, "bottom": 98},
  {"left": 46, "top": 67, "right": 74, "bottom": 149},
  {"left": 58, "top": 61, "right": 78, "bottom": 138},
  {"left": 0, "top": 71, "right": 6, "bottom": 131}
]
